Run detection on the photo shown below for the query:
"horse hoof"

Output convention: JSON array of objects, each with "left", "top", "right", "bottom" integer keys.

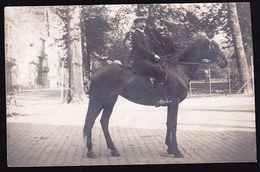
[
  {"left": 87, "top": 150, "right": 96, "bottom": 158},
  {"left": 111, "top": 149, "right": 120, "bottom": 156},
  {"left": 174, "top": 152, "right": 184, "bottom": 158},
  {"left": 167, "top": 149, "right": 184, "bottom": 158}
]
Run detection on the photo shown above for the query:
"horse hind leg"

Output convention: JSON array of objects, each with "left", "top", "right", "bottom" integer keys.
[
  {"left": 100, "top": 98, "right": 120, "bottom": 156},
  {"left": 83, "top": 99, "right": 103, "bottom": 158}
]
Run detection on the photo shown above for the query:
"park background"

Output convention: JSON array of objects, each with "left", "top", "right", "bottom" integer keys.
[{"left": 5, "top": 3, "right": 254, "bottom": 100}]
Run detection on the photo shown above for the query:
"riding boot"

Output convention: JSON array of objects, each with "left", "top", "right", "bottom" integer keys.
[{"left": 150, "top": 78, "right": 171, "bottom": 107}]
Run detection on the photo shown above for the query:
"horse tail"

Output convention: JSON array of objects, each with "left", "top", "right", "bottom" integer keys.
[{"left": 83, "top": 119, "right": 88, "bottom": 138}]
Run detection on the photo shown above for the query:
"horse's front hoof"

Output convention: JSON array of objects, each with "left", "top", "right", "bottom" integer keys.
[
  {"left": 174, "top": 151, "right": 184, "bottom": 158},
  {"left": 167, "top": 149, "right": 184, "bottom": 158},
  {"left": 111, "top": 149, "right": 120, "bottom": 156},
  {"left": 87, "top": 150, "right": 96, "bottom": 158}
]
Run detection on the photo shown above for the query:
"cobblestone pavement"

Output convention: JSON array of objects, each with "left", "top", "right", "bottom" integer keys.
[
  {"left": 6, "top": 90, "right": 257, "bottom": 166},
  {"left": 7, "top": 123, "right": 256, "bottom": 167}
]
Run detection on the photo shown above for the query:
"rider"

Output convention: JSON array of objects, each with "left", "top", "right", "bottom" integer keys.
[{"left": 131, "top": 16, "right": 170, "bottom": 107}]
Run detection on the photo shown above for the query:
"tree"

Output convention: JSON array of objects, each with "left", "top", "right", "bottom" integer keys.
[
  {"left": 80, "top": 5, "right": 111, "bottom": 92},
  {"left": 67, "top": 6, "right": 84, "bottom": 102},
  {"left": 131, "top": 4, "right": 229, "bottom": 54},
  {"left": 228, "top": 3, "right": 253, "bottom": 95},
  {"left": 61, "top": 3, "right": 252, "bottom": 96},
  {"left": 135, "top": 3, "right": 253, "bottom": 92},
  {"left": 50, "top": 6, "right": 84, "bottom": 103},
  {"left": 236, "top": 3, "right": 253, "bottom": 63}
]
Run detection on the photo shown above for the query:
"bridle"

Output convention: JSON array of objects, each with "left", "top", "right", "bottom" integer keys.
[
  {"left": 160, "top": 39, "right": 224, "bottom": 66},
  {"left": 176, "top": 40, "right": 222, "bottom": 66},
  {"left": 208, "top": 40, "right": 224, "bottom": 66}
]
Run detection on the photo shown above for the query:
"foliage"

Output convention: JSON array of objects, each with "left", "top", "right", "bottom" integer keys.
[
  {"left": 80, "top": 5, "right": 111, "bottom": 56},
  {"left": 49, "top": 6, "right": 84, "bottom": 101},
  {"left": 104, "top": 5, "right": 136, "bottom": 65},
  {"left": 49, "top": 3, "right": 252, "bottom": 69},
  {"left": 80, "top": 5, "right": 136, "bottom": 69},
  {"left": 49, "top": 6, "right": 82, "bottom": 68},
  {"left": 237, "top": 3, "right": 252, "bottom": 48},
  {"left": 234, "top": 2, "right": 253, "bottom": 62},
  {"left": 49, "top": 6, "right": 70, "bottom": 68},
  {"left": 49, "top": 3, "right": 252, "bottom": 92}
]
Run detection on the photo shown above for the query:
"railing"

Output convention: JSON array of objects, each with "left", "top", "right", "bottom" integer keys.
[{"left": 188, "top": 67, "right": 254, "bottom": 96}]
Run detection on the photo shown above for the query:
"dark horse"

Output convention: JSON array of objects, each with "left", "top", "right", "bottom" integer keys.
[{"left": 83, "top": 36, "right": 228, "bottom": 158}]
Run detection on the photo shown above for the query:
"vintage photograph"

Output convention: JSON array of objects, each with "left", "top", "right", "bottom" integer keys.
[{"left": 5, "top": 3, "right": 256, "bottom": 167}]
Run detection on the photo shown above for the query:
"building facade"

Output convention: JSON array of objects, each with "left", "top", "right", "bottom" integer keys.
[
  {"left": 5, "top": 16, "right": 17, "bottom": 91},
  {"left": 5, "top": 7, "right": 51, "bottom": 91}
]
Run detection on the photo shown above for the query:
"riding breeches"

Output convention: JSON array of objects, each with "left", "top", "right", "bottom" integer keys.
[{"left": 132, "top": 59, "right": 166, "bottom": 83}]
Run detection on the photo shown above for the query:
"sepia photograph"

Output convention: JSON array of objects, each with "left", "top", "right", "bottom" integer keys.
[{"left": 4, "top": 2, "right": 256, "bottom": 167}]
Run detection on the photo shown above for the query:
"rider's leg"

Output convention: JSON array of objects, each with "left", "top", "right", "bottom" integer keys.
[
  {"left": 134, "top": 60, "right": 166, "bottom": 83},
  {"left": 141, "top": 62, "right": 172, "bottom": 106}
]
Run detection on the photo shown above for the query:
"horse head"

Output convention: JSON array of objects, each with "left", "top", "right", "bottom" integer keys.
[{"left": 196, "top": 37, "right": 228, "bottom": 68}]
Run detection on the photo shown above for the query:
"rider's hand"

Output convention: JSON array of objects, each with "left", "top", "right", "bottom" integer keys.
[{"left": 154, "top": 54, "right": 160, "bottom": 60}]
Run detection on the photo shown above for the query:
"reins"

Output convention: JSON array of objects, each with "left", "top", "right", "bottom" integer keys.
[
  {"left": 177, "top": 61, "right": 201, "bottom": 65},
  {"left": 160, "top": 55, "right": 201, "bottom": 66}
]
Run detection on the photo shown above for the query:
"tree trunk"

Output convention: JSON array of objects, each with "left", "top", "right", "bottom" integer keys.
[
  {"left": 66, "top": 6, "right": 84, "bottom": 103},
  {"left": 80, "top": 6, "right": 90, "bottom": 94},
  {"left": 228, "top": 3, "right": 253, "bottom": 95}
]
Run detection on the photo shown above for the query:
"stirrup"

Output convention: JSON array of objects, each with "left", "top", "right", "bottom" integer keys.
[{"left": 155, "top": 99, "right": 172, "bottom": 107}]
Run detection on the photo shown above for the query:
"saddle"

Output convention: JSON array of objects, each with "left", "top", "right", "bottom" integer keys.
[
  {"left": 125, "top": 62, "right": 172, "bottom": 106},
  {"left": 134, "top": 69, "right": 171, "bottom": 106}
]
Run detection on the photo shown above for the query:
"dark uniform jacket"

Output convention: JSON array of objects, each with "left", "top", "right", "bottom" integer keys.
[
  {"left": 131, "top": 29, "right": 166, "bottom": 83},
  {"left": 131, "top": 29, "right": 156, "bottom": 63}
]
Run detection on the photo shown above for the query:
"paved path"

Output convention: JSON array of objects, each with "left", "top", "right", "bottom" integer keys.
[
  {"left": 7, "top": 123, "right": 256, "bottom": 166},
  {"left": 6, "top": 90, "right": 257, "bottom": 166}
]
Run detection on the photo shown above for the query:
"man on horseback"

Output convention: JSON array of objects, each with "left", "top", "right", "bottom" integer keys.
[{"left": 131, "top": 16, "right": 171, "bottom": 107}]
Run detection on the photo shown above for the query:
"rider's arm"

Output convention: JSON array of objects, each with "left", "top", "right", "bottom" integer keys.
[{"left": 132, "top": 32, "right": 157, "bottom": 61}]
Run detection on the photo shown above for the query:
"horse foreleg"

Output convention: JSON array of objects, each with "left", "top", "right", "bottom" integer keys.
[
  {"left": 100, "top": 100, "right": 120, "bottom": 156},
  {"left": 165, "top": 99, "right": 184, "bottom": 158}
]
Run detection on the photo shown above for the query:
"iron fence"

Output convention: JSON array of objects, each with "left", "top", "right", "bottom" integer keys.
[{"left": 188, "top": 67, "right": 254, "bottom": 96}]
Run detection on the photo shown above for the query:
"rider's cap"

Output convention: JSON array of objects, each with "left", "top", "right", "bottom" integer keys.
[{"left": 133, "top": 16, "right": 148, "bottom": 23}]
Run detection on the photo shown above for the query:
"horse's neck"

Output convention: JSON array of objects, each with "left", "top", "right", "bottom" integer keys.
[
  {"left": 180, "top": 64, "right": 200, "bottom": 80},
  {"left": 174, "top": 45, "right": 201, "bottom": 80}
]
